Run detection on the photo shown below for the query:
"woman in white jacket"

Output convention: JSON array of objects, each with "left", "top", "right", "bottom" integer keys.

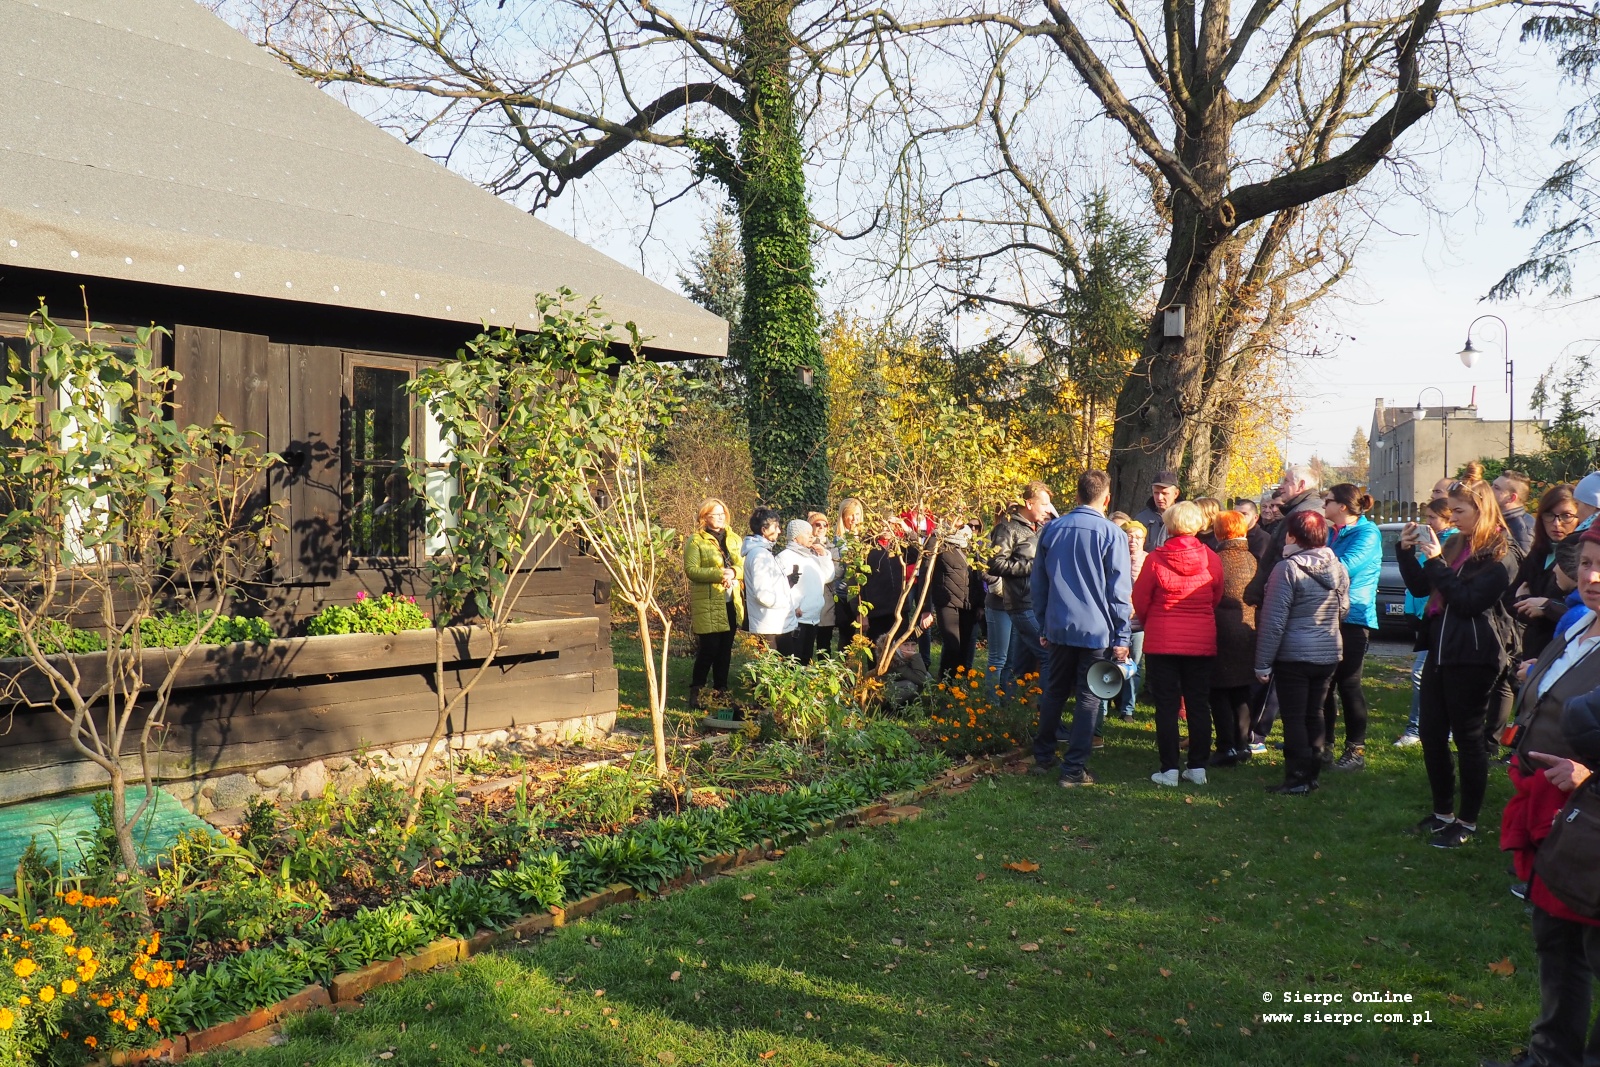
[{"left": 743, "top": 508, "right": 798, "bottom": 646}]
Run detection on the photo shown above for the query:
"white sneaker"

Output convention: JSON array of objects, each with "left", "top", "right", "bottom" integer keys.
[
  {"left": 1393, "top": 732, "right": 1421, "bottom": 748},
  {"left": 1150, "top": 769, "right": 1180, "bottom": 787},
  {"left": 1181, "top": 768, "right": 1207, "bottom": 786}
]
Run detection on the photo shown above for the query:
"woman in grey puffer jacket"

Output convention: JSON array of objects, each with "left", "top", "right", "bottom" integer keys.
[{"left": 1254, "top": 511, "right": 1350, "bottom": 795}]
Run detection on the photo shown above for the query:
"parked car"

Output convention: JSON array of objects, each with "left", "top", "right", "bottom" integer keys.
[{"left": 1376, "top": 522, "right": 1415, "bottom": 639}]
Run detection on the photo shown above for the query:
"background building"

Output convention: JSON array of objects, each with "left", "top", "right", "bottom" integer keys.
[{"left": 1367, "top": 398, "right": 1548, "bottom": 502}]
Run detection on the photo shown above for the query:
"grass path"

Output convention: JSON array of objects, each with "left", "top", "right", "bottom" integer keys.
[{"left": 217, "top": 659, "right": 1537, "bottom": 1067}]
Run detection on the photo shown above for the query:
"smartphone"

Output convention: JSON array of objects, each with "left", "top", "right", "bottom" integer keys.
[{"left": 1415, "top": 524, "right": 1439, "bottom": 548}]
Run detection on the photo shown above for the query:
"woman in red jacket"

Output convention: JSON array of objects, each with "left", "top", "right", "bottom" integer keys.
[{"left": 1134, "top": 500, "right": 1224, "bottom": 787}]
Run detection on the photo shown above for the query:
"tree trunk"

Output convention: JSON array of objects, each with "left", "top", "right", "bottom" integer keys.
[
  {"left": 636, "top": 606, "right": 670, "bottom": 777},
  {"left": 729, "top": 0, "right": 829, "bottom": 513}
]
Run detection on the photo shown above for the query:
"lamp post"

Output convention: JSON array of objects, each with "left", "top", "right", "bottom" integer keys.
[
  {"left": 1456, "top": 314, "right": 1513, "bottom": 464},
  {"left": 1415, "top": 387, "right": 1448, "bottom": 482}
]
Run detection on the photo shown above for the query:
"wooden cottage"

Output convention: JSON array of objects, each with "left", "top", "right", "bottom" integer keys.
[{"left": 0, "top": 0, "right": 727, "bottom": 808}]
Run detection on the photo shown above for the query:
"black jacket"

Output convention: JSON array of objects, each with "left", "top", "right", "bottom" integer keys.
[
  {"left": 932, "top": 544, "right": 975, "bottom": 612},
  {"left": 988, "top": 516, "right": 1041, "bottom": 612},
  {"left": 1246, "top": 524, "right": 1272, "bottom": 561},
  {"left": 860, "top": 544, "right": 904, "bottom": 624},
  {"left": 1397, "top": 535, "right": 1520, "bottom": 669},
  {"left": 1244, "top": 489, "right": 1324, "bottom": 606},
  {"left": 1510, "top": 546, "right": 1570, "bottom": 659},
  {"left": 1134, "top": 501, "right": 1169, "bottom": 549}
]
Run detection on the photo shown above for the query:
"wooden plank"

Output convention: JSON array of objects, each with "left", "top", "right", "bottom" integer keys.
[
  {"left": 0, "top": 617, "right": 598, "bottom": 704},
  {"left": 0, "top": 671, "right": 607, "bottom": 786},
  {"left": 171, "top": 326, "right": 220, "bottom": 426},
  {"left": 216, "top": 331, "right": 271, "bottom": 446},
  {"left": 285, "top": 345, "right": 343, "bottom": 582}
]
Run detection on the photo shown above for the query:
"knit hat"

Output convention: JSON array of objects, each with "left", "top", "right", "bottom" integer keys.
[
  {"left": 785, "top": 518, "right": 813, "bottom": 543},
  {"left": 1576, "top": 472, "right": 1600, "bottom": 508}
]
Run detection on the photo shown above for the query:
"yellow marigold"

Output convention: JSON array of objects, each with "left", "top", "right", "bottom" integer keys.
[
  {"left": 17, "top": 997, "right": 29, "bottom": 1007},
  {"left": 38, "top": 986, "right": 54, "bottom": 1003},
  {"left": 12, "top": 958, "right": 36, "bottom": 979},
  {"left": 62, "top": 890, "right": 82, "bottom": 907},
  {"left": 0, "top": 1009, "right": 12, "bottom": 1032},
  {"left": 60, "top": 979, "right": 77, "bottom": 995},
  {"left": 77, "top": 946, "right": 92, "bottom": 963},
  {"left": 969, "top": 680, "right": 979, "bottom": 689},
  {"left": 46, "top": 917, "right": 71, "bottom": 938},
  {"left": 84, "top": 1037, "right": 98, "bottom": 1049}
]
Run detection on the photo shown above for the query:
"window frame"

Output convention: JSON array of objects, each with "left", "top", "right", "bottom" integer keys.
[{"left": 340, "top": 351, "right": 450, "bottom": 567}]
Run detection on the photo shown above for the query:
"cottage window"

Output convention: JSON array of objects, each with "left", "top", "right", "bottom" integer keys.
[{"left": 347, "top": 362, "right": 414, "bottom": 559}]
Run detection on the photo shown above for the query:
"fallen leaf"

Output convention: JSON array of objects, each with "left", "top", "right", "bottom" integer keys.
[
  {"left": 1102, "top": 1027, "right": 1116, "bottom": 1039},
  {"left": 1020, "top": 943, "right": 1040, "bottom": 952},
  {"left": 1184, "top": 796, "right": 1194, "bottom": 805},
  {"left": 760, "top": 1051, "right": 777, "bottom": 1060},
  {"left": 594, "top": 989, "right": 606, "bottom": 997},
  {"left": 1159, "top": 968, "right": 1172, "bottom": 978},
  {"left": 658, "top": 1054, "right": 677, "bottom": 1065},
  {"left": 670, "top": 971, "right": 681, "bottom": 981},
  {"left": 1002, "top": 860, "right": 1041, "bottom": 873},
  {"left": 975, "top": 872, "right": 986, "bottom": 882},
  {"left": 1313, "top": 851, "right": 1322, "bottom": 859},
  {"left": 742, "top": 893, "right": 757, "bottom": 901},
  {"left": 377, "top": 1055, "right": 393, "bottom": 1062},
  {"left": 1173, "top": 1018, "right": 1187, "bottom": 1027},
  {"left": 1488, "top": 957, "right": 1516, "bottom": 977}
]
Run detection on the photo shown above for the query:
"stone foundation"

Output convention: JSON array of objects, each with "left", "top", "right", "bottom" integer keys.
[{"left": 160, "top": 710, "right": 617, "bottom": 820}]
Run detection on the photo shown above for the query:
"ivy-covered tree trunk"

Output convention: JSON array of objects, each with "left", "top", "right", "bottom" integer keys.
[{"left": 729, "top": 0, "right": 829, "bottom": 514}]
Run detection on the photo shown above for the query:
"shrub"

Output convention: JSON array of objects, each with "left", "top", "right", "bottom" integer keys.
[
  {"left": 304, "top": 592, "right": 430, "bottom": 636},
  {"left": 554, "top": 766, "right": 654, "bottom": 831},
  {"left": 926, "top": 666, "right": 1035, "bottom": 758},
  {"left": 743, "top": 650, "right": 860, "bottom": 742},
  {"left": 0, "top": 893, "right": 182, "bottom": 1061},
  {"left": 136, "top": 611, "right": 275, "bottom": 648},
  {"left": 0, "top": 608, "right": 105, "bottom": 659}
]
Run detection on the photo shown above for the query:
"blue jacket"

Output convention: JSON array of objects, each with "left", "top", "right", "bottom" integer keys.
[
  {"left": 1030, "top": 505, "right": 1133, "bottom": 650},
  {"left": 1329, "top": 515, "right": 1381, "bottom": 630}
]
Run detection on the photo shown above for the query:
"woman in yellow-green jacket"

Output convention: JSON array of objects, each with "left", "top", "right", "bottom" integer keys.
[{"left": 684, "top": 497, "right": 745, "bottom": 708}]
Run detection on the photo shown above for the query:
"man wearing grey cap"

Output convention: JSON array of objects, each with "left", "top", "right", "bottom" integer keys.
[{"left": 1134, "top": 472, "right": 1181, "bottom": 548}]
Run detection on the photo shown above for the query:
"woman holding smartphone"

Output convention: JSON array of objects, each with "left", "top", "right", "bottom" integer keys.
[{"left": 1396, "top": 479, "right": 1520, "bottom": 849}]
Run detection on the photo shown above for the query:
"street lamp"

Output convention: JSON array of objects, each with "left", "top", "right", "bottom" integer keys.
[
  {"left": 1456, "top": 314, "right": 1513, "bottom": 463},
  {"left": 1415, "top": 387, "right": 1449, "bottom": 481}
]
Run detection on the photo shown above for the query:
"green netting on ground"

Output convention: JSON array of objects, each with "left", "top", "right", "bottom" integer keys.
[{"left": 0, "top": 786, "right": 218, "bottom": 892}]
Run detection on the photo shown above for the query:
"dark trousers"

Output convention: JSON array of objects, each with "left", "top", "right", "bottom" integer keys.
[
  {"left": 1489, "top": 666, "right": 1516, "bottom": 752},
  {"left": 775, "top": 623, "right": 817, "bottom": 665},
  {"left": 1274, "top": 660, "right": 1336, "bottom": 784},
  {"left": 1032, "top": 643, "right": 1105, "bottom": 777},
  {"left": 691, "top": 603, "right": 739, "bottom": 690},
  {"left": 1146, "top": 654, "right": 1213, "bottom": 771},
  {"left": 1529, "top": 905, "right": 1600, "bottom": 1067},
  {"left": 1418, "top": 656, "right": 1497, "bottom": 823},
  {"left": 1211, "top": 685, "right": 1252, "bottom": 757},
  {"left": 936, "top": 606, "right": 979, "bottom": 679},
  {"left": 1322, "top": 623, "right": 1371, "bottom": 749},
  {"left": 835, "top": 598, "right": 858, "bottom": 652},
  {"left": 814, "top": 625, "right": 835, "bottom": 654}
]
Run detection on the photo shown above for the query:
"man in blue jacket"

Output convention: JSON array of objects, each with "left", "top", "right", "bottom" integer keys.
[{"left": 1030, "top": 469, "right": 1134, "bottom": 787}]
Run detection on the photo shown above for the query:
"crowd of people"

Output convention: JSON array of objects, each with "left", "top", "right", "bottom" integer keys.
[{"left": 683, "top": 462, "right": 1600, "bottom": 1067}]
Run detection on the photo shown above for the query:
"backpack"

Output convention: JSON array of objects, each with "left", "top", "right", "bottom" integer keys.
[{"left": 1535, "top": 776, "right": 1600, "bottom": 920}]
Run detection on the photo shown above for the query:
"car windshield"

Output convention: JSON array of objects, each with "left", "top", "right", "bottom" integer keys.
[{"left": 1380, "top": 528, "right": 1402, "bottom": 563}]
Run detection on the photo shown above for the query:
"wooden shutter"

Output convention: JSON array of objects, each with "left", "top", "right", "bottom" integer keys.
[{"left": 284, "top": 345, "right": 344, "bottom": 581}]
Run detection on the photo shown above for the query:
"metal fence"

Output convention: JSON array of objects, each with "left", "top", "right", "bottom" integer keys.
[{"left": 1367, "top": 500, "right": 1429, "bottom": 525}]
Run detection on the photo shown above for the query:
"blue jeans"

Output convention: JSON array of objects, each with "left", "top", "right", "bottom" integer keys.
[
  {"left": 1112, "top": 631, "right": 1144, "bottom": 718},
  {"left": 985, "top": 603, "right": 1013, "bottom": 678},
  {"left": 1004, "top": 608, "right": 1043, "bottom": 688},
  {"left": 1406, "top": 651, "right": 1426, "bottom": 733},
  {"left": 1034, "top": 644, "right": 1105, "bottom": 776}
]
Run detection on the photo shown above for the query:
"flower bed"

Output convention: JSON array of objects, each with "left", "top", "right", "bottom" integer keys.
[{"left": 4, "top": 722, "right": 962, "bottom": 1064}]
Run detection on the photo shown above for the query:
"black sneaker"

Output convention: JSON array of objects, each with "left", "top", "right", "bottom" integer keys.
[
  {"left": 1509, "top": 882, "right": 1529, "bottom": 901},
  {"left": 1266, "top": 781, "right": 1314, "bottom": 796},
  {"left": 1334, "top": 745, "right": 1366, "bottom": 771},
  {"left": 1026, "top": 762, "right": 1059, "bottom": 777},
  {"left": 1059, "top": 770, "right": 1096, "bottom": 788},
  {"left": 1414, "top": 814, "right": 1453, "bottom": 835},
  {"left": 1432, "top": 823, "right": 1477, "bottom": 849}
]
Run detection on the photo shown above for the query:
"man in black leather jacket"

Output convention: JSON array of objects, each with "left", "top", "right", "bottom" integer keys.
[{"left": 989, "top": 481, "right": 1053, "bottom": 685}]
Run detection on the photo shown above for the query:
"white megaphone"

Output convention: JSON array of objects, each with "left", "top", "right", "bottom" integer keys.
[{"left": 1086, "top": 660, "right": 1129, "bottom": 701}]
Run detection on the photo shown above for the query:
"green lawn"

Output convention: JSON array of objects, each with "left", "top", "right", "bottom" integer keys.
[{"left": 214, "top": 655, "right": 1541, "bottom": 1067}]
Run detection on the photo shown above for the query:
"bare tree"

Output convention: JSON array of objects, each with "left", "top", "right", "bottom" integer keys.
[{"left": 882, "top": 0, "right": 1548, "bottom": 505}]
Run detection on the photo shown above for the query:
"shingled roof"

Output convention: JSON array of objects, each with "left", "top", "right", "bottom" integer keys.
[{"left": 0, "top": 0, "right": 727, "bottom": 360}]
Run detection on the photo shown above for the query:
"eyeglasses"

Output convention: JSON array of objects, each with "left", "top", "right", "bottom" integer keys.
[{"left": 1547, "top": 511, "right": 1580, "bottom": 523}]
